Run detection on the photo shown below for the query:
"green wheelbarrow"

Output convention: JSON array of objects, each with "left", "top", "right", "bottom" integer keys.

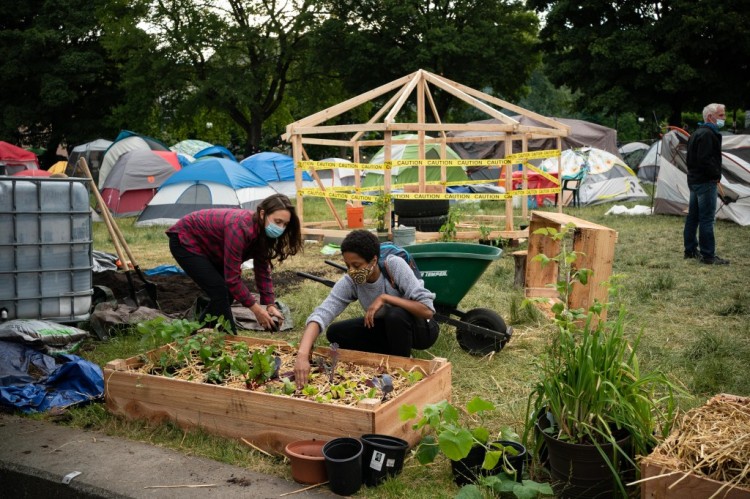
[
  {"left": 403, "top": 242, "right": 511, "bottom": 355},
  {"left": 298, "top": 242, "right": 511, "bottom": 356}
]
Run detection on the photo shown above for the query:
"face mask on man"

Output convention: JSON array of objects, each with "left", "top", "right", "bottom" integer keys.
[
  {"left": 715, "top": 118, "right": 725, "bottom": 128},
  {"left": 348, "top": 264, "right": 373, "bottom": 285},
  {"left": 265, "top": 222, "right": 285, "bottom": 239}
]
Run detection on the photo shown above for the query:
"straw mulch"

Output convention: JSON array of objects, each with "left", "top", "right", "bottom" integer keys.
[{"left": 642, "top": 394, "right": 750, "bottom": 495}]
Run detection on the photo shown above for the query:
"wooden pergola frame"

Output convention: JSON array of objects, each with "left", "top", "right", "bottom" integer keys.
[{"left": 282, "top": 69, "right": 570, "bottom": 241}]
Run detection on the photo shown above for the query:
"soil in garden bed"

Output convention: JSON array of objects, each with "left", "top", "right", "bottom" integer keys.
[{"left": 93, "top": 269, "right": 323, "bottom": 316}]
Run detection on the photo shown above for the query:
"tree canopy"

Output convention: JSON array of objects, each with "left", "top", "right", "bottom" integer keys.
[
  {"left": 528, "top": 0, "right": 750, "bottom": 125},
  {"left": 312, "top": 0, "right": 541, "bottom": 119}
]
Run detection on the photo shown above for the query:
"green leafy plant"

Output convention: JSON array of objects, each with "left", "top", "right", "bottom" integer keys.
[
  {"left": 137, "top": 316, "right": 203, "bottom": 349},
  {"left": 479, "top": 224, "right": 493, "bottom": 241},
  {"left": 373, "top": 192, "right": 391, "bottom": 231},
  {"left": 523, "top": 223, "right": 680, "bottom": 495},
  {"left": 439, "top": 205, "right": 462, "bottom": 241}
]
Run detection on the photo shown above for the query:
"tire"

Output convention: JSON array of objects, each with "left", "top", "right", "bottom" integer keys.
[
  {"left": 393, "top": 199, "right": 449, "bottom": 218},
  {"left": 397, "top": 214, "right": 448, "bottom": 233},
  {"left": 455, "top": 308, "right": 511, "bottom": 355}
]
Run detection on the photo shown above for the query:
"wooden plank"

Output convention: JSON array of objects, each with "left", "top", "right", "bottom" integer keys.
[
  {"left": 384, "top": 70, "right": 422, "bottom": 125},
  {"left": 298, "top": 137, "right": 354, "bottom": 147},
  {"left": 641, "top": 462, "right": 750, "bottom": 499},
  {"left": 525, "top": 215, "right": 561, "bottom": 292},
  {"left": 423, "top": 72, "right": 518, "bottom": 126},
  {"left": 568, "top": 225, "right": 617, "bottom": 320}
]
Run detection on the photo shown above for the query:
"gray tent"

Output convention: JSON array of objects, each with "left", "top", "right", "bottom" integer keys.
[{"left": 65, "top": 139, "right": 112, "bottom": 181}]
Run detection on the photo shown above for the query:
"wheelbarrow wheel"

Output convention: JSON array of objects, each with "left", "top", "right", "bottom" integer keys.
[{"left": 456, "top": 308, "right": 509, "bottom": 355}]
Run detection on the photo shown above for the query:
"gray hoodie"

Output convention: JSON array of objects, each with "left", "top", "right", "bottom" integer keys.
[{"left": 306, "top": 255, "right": 436, "bottom": 331}]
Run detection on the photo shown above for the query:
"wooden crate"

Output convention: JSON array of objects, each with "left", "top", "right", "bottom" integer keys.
[
  {"left": 641, "top": 394, "right": 750, "bottom": 499},
  {"left": 525, "top": 211, "right": 617, "bottom": 322},
  {"left": 104, "top": 336, "right": 451, "bottom": 455},
  {"left": 641, "top": 462, "right": 750, "bottom": 499}
]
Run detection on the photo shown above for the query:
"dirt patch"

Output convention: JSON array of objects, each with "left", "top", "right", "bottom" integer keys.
[{"left": 92, "top": 270, "right": 320, "bottom": 316}]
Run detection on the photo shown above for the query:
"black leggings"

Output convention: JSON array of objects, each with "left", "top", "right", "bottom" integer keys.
[
  {"left": 326, "top": 306, "right": 439, "bottom": 357},
  {"left": 168, "top": 233, "right": 237, "bottom": 332}
]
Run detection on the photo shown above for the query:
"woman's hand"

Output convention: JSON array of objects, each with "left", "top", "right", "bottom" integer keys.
[
  {"left": 251, "top": 303, "right": 278, "bottom": 331},
  {"left": 294, "top": 356, "right": 311, "bottom": 390},
  {"left": 266, "top": 304, "right": 284, "bottom": 330},
  {"left": 364, "top": 295, "right": 387, "bottom": 328}
]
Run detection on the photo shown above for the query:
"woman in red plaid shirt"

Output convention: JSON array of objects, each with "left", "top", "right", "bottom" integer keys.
[{"left": 167, "top": 194, "right": 302, "bottom": 333}]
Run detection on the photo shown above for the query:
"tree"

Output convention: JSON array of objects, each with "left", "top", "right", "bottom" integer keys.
[
  {"left": 103, "top": 0, "right": 329, "bottom": 155},
  {"left": 527, "top": 0, "right": 750, "bottom": 125},
  {"left": 312, "top": 0, "right": 541, "bottom": 119},
  {"left": 0, "top": 0, "right": 123, "bottom": 166}
]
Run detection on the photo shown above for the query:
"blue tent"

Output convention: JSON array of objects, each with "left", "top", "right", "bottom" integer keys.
[
  {"left": 194, "top": 145, "right": 237, "bottom": 162},
  {"left": 135, "top": 158, "right": 278, "bottom": 226},
  {"left": 240, "top": 152, "right": 312, "bottom": 197}
]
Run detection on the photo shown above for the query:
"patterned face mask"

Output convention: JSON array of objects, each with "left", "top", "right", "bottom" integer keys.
[{"left": 348, "top": 264, "right": 373, "bottom": 285}]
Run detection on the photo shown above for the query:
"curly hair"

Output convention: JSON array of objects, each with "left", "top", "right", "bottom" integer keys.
[
  {"left": 252, "top": 194, "right": 303, "bottom": 264},
  {"left": 340, "top": 229, "right": 380, "bottom": 261}
]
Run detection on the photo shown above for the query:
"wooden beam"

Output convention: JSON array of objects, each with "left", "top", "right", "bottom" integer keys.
[
  {"left": 384, "top": 70, "right": 422, "bottom": 125},
  {"left": 284, "top": 72, "right": 416, "bottom": 136},
  {"left": 423, "top": 71, "right": 518, "bottom": 125},
  {"left": 351, "top": 87, "right": 407, "bottom": 142},
  {"left": 300, "top": 147, "right": 344, "bottom": 229}
]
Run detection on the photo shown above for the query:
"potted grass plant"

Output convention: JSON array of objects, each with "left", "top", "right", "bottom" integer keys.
[
  {"left": 372, "top": 192, "right": 391, "bottom": 239},
  {"left": 523, "top": 224, "right": 679, "bottom": 499}
]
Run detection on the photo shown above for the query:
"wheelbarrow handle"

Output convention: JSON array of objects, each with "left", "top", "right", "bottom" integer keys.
[
  {"left": 324, "top": 260, "right": 347, "bottom": 272},
  {"left": 296, "top": 271, "right": 336, "bottom": 288}
]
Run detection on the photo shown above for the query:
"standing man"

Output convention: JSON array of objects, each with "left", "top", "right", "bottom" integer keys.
[{"left": 683, "top": 103, "right": 729, "bottom": 265}]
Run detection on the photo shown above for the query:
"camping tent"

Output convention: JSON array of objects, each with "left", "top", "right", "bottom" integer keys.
[
  {"left": 0, "top": 141, "right": 39, "bottom": 175},
  {"left": 538, "top": 147, "right": 648, "bottom": 206},
  {"left": 194, "top": 145, "right": 237, "bottom": 162},
  {"left": 135, "top": 158, "right": 277, "bottom": 227},
  {"left": 636, "top": 141, "right": 665, "bottom": 184},
  {"left": 619, "top": 142, "right": 651, "bottom": 171},
  {"left": 654, "top": 131, "right": 750, "bottom": 226},
  {"left": 65, "top": 139, "right": 112, "bottom": 181},
  {"left": 362, "top": 134, "right": 467, "bottom": 187},
  {"left": 171, "top": 139, "right": 213, "bottom": 157},
  {"left": 98, "top": 131, "right": 170, "bottom": 188},
  {"left": 100, "top": 150, "right": 181, "bottom": 217},
  {"left": 240, "top": 152, "right": 313, "bottom": 197},
  {"left": 318, "top": 157, "right": 363, "bottom": 187},
  {"left": 449, "top": 117, "right": 620, "bottom": 181}
]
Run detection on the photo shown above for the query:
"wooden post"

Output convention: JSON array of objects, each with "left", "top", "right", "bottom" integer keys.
[{"left": 512, "top": 250, "right": 527, "bottom": 289}]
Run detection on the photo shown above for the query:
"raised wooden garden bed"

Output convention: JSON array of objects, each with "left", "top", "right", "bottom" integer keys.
[
  {"left": 104, "top": 336, "right": 451, "bottom": 454},
  {"left": 640, "top": 394, "right": 750, "bottom": 499}
]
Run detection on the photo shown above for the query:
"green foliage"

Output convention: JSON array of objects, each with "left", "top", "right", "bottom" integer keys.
[
  {"left": 373, "top": 193, "right": 391, "bottom": 231},
  {"left": 137, "top": 317, "right": 203, "bottom": 349},
  {"left": 439, "top": 206, "right": 462, "bottom": 241},
  {"left": 523, "top": 223, "right": 681, "bottom": 495}
]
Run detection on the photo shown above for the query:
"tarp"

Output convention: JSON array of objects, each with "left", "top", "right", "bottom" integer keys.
[
  {"left": 0, "top": 341, "right": 104, "bottom": 413},
  {"left": 362, "top": 134, "right": 467, "bottom": 187},
  {"left": 101, "top": 149, "right": 181, "bottom": 217},
  {"left": 135, "top": 157, "right": 277, "bottom": 227},
  {"left": 449, "top": 117, "right": 620, "bottom": 180},
  {"left": 0, "top": 141, "right": 39, "bottom": 175},
  {"left": 240, "top": 152, "right": 313, "bottom": 197},
  {"left": 654, "top": 130, "right": 750, "bottom": 226},
  {"left": 98, "top": 131, "right": 170, "bottom": 188},
  {"left": 539, "top": 147, "right": 648, "bottom": 206}
]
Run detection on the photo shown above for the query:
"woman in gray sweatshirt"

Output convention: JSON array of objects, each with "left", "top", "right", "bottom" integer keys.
[{"left": 294, "top": 230, "right": 439, "bottom": 387}]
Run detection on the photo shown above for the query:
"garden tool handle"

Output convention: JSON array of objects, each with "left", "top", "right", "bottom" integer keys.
[{"left": 78, "top": 158, "right": 129, "bottom": 271}]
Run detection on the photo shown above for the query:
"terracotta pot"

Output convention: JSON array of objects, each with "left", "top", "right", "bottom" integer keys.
[{"left": 285, "top": 439, "right": 328, "bottom": 485}]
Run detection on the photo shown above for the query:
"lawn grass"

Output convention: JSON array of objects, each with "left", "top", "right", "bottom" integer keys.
[{"left": 74, "top": 198, "right": 750, "bottom": 497}]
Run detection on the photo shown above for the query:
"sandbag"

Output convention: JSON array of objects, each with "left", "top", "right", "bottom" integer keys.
[{"left": 0, "top": 320, "right": 89, "bottom": 355}]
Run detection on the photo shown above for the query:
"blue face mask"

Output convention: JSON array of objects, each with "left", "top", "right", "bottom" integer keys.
[
  {"left": 265, "top": 222, "right": 285, "bottom": 239},
  {"left": 715, "top": 119, "right": 725, "bottom": 128}
]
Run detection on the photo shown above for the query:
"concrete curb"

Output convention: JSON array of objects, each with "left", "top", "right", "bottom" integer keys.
[{"left": 0, "top": 414, "right": 333, "bottom": 498}]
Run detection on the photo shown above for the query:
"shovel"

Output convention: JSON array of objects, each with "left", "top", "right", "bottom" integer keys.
[{"left": 79, "top": 158, "right": 160, "bottom": 309}]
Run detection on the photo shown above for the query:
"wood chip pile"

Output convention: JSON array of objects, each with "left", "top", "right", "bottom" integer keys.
[{"left": 643, "top": 394, "right": 750, "bottom": 492}]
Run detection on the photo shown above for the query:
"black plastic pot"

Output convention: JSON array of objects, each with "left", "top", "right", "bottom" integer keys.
[
  {"left": 322, "top": 437, "right": 363, "bottom": 496},
  {"left": 360, "top": 434, "right": 409, "bottom": 487},
  {"left": 537, "top": 414, "right": 633, "bottom": 498}
]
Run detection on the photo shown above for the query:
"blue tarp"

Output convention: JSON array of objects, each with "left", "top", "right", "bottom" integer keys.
[
  {"left": 240, "top": 152, "right": 312, "bottom": 182},
  {"left": 0, "top": 341, "right": 104, "bottom": 413},
  {"left": 144, "top": 264, "right": 186, "bottom": 276}
]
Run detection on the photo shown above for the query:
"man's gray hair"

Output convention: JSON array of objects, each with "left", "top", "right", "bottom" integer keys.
[{"left": 703, "top": 103, "right": 725, "bottom": 121}]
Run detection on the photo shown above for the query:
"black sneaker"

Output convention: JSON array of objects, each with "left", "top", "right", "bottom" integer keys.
[
  {"left": 684, "top": 250, "right": 701, "bottom": 260},
  {"left": 700, "top": 256, "right": 730, "bottom": 265}
]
